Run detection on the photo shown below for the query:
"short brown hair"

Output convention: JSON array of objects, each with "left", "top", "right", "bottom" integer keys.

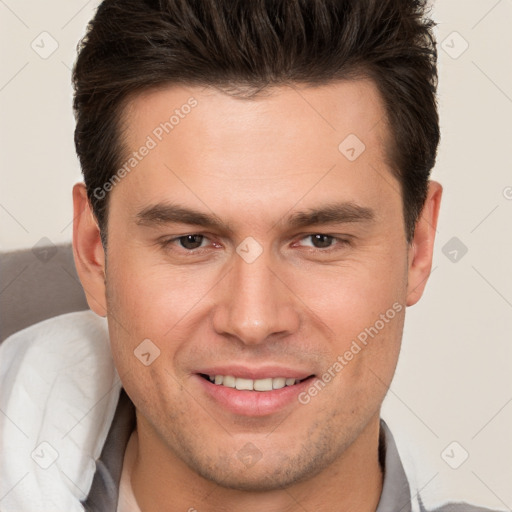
[{"left": 73, "top": 0, "right": 439, "bottom": 244}]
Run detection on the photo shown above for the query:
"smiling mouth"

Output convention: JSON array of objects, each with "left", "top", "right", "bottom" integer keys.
[{"left": 198, "top": 373, "right": 315, "bottom": 391}]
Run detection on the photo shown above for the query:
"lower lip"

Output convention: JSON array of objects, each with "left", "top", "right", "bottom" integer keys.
[{"left": 195, "top": 375, "right": 314, "bottom": 417}]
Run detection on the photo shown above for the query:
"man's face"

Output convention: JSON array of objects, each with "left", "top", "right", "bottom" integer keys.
[{"left": 98, "top": 81, "right": 415, "bottom": 490}]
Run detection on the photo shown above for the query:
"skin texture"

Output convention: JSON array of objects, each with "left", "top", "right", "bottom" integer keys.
[{"left": 73, "top": 80, "right": 442, "bottom": 512}]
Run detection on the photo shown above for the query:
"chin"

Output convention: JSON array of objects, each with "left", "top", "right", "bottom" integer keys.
[
  {"left": 197, "top": 467, "right": 302, "bottom": 492},
  {"left": 185, "top": 447, "right": 331, "bottom": 492}
]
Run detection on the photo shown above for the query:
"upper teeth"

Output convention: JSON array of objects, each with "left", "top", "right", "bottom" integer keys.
[{"left": 208, "top": 375, "right": 298, "bottom": 391}]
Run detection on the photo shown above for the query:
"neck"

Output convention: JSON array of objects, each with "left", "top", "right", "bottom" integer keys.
[{"left": 130, "top": 413, "right": 383, "bottom": 512}]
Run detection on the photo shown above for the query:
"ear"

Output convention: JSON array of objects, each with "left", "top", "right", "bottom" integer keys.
[
  {"left": 406, "top": 180, "right": 443, "bottom": 306},
  {"left": 72, "top": 183, "right": 108, "bottom": 317}
]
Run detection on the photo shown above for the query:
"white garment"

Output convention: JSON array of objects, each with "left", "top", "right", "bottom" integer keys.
[{"left": 0, "top": 311, "right": 122, "bottom": 512}]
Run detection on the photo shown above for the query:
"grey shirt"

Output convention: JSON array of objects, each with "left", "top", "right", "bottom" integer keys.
[{"left": 81, "top": 389, "right": 499, "bottom": 512}]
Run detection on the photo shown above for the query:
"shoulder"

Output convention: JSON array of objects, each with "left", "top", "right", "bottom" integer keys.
[
  {"left": 0, "top": 311, "right": 122, "bottom": 511},
  {"left": 380, "top": 423, "right": 506, "bottom": 512},
  {"left": 420, "top": 496, "right": 505, "bottom": 512}
]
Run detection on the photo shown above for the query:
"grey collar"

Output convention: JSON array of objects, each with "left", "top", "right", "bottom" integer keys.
[{"left": 376, "top": 420, "right": 412, "bottom": 512}]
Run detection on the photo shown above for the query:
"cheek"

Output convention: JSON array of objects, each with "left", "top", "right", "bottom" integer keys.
[
  {"left": 103, "top": 255, "right": 220, "bottom": 403},
  {"left": 291, "top": 250, "right": 408, "bottom": 341},
  {"left": 291, "top": 250, "right": 407, "bottom": 400},
  {"left": 106, "top": 250, "right": 214, "bottom": 339}
]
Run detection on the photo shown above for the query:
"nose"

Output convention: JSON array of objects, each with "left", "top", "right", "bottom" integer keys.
[{"left": 212, "top": 247, "right": 300, "bottom": 346}]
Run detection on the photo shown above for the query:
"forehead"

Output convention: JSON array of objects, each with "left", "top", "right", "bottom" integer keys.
[
  {"left": 121, "top": 79, "right": 389, "bottom": 163},
  {"left": 113, "top": 80, "right": 397, "bottom": 228}
]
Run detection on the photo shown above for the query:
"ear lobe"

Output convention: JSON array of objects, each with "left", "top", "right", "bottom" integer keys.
[
  {"left": 72, "top": 182, "right": 108, "bottom": 317},
  {"left": 406, "top": 180, "right": 443, "bottom": 307}
]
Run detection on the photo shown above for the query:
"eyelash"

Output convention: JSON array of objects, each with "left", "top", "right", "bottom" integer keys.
[{"left": 158, "top": 233, "right": 351, "bottom": 254}]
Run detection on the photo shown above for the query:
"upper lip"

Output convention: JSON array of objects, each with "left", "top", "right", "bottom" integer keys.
[{"left": 195, "top": 365, "right": 314, "bottom": 380}]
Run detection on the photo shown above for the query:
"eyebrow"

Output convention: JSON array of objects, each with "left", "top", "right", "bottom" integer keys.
[
  {"left": 283, "top": 202, "right": 375, "bottom": 229},
  {"left": 135, "top": 203, "right": 230, "bottom": 232},
  {"left": 135, "top": 201, "right": 375, "bottom": 232}
]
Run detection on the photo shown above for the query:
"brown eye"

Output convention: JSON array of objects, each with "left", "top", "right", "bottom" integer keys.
[
  {"left": 179, "top": 234, "right": 204, "bottom": 249},
  {"left": 309, "top": 234, "right": 334, "bottom": 248}
]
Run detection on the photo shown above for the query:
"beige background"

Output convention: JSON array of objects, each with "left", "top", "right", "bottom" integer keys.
[{"left": 0, "top": 0, "right": 511, "bottom": 509}]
